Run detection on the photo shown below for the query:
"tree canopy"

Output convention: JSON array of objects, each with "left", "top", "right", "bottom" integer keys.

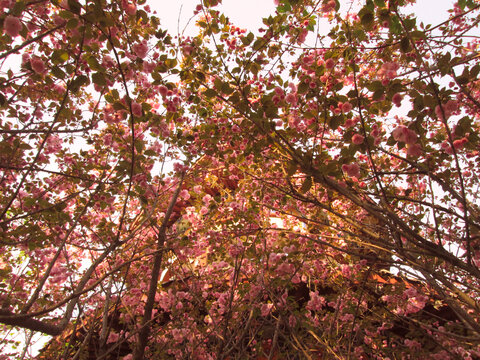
[{"left": 1, "top": 0, "right": 480, "bottom": 358}]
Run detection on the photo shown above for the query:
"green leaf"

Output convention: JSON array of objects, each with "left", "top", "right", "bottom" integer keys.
[
  {"left": 58, "top": 10, "right": 74, "bottom": 19},
  {"left": 113, "top": 101, "right": 126, "bottom": 110},
  {"left": 11, "top": 1, "right": 26, "bottom": 16},
  {"left": 252, "top": 39, "right": 266, "bottom": 51},
  {"left": 67, "top": 0, "right": 81, "bottom": 14},
  {"left": 66, "top": 18, "right": 79, "bottom": 30},
  {"left": 300, "top": 177, "right": 312, "bottom": 193},
  {"left": 366, "top": 80, "right": 385, "bottom": 92},
  {"left": 51, "top": 50, "right": 69, "bottom": 65},
  {"left": 285, "top": 161, "right": 298, "bottom": 177},
  {"left": 51, "top": 66, "right": 66, "bottom": 79},
  {"left": 195, "top": 71, "right": 206, "bottom": 82},
  {"left": 329, "top": 115, "right": 343, "bottom": 130},
  {"left": 86, "top": 56, "right": 102, "bottom": 71},
  {"left": 221, "top": 82, "right": 234, "bottom": 95},
  {"left": 359, "top": 7, "right": 374, "bottom": 30},
  {"left": 204, "top": 88, "right": 217, "bottom": 98},
  {"left": 165, "top": 58, "right": 177, "bottom": 69},
  {"left": 241, "top": 32, "right": 254, "bottom": 46},
  {"left": 214, "top": 78, "right": 223, "bottom": 91},
  {"left": 400, "top": 37, "right": 411, "bottom": 53},
  {"left": 470, "top": 64, "right": 480, "bottom": 79},
  {"left": 92, "top": 72, "right": 107, "bottom": 86},
  {"left": 466, "top": 0, "right": 477, "bottom": 9},
  {"left": 410, "top": 30, "right": 426, "bottom": 40},
  {"left": 69, "top": 75, "right": 89, "bottom": 92},
  {"left": 298, "top": 82, "right": 309, "bottom": 94},
  {"left": 372, "top": 89, "right": 384, "bottom": 100}
]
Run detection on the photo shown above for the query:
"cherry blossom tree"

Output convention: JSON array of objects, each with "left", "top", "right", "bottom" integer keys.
[{"left": 1, "top": 0, "right": 480, "bottom": 359}]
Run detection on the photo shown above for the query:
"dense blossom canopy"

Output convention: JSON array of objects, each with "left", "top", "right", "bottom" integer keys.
[{"left": 1, "top": 0, "right": 480, "bottom": 359}]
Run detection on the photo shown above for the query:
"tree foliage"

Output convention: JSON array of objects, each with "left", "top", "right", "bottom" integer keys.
[{"left": 1, "top": 0, "right": 480, "bottom": 358}]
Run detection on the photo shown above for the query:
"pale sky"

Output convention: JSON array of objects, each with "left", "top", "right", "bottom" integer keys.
[
  {"left": 150, "top": 0, "right": 276, "bottom": 36},
  {"left": 149, "top": 0, "right": 457, "bottom": 37}
]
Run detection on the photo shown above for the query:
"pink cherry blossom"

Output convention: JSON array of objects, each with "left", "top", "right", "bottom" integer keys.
[
  {"left": 325, "top": 58, "right": 335, "bottom": 69},
  {"left": 159, "top": 85, "right": 168, "bottom": 97},
  {"left": 352, "top": 133, "right": 364, "bottom": 145},
  {"left": 435, "top": 100, "right": 459, "bottom": 120},
  {"left": 30, "top": 57, "right": 46, "bottom": 74},
  {"left": 378, "top": 61, "right": 399, "bottom": 80},
  {"left": 4, "top": 15, "right": 22, "bottom": 37},
  {"left": 285, "top": 92, "right": 297, "bottom": 105},
  {"left": 392, "top": 93, "right": 403, "bottom": 107},
  {"left": 392, "top": 125, "right": 417, "bottom": 144},
  {"left": 124, "top": 2, "right": 136, "bottom": 16},
  {"left": 407, "top": 143, "right": 422, "bottom": 157},
  {"left": 453, "top": 137, "right": 468, "bottom": 150},
  {"left": 344, "top": 117, "right": 357, "bottom": 128},
  {"left": 342, "top": 102, "right": 352, "bottom": 113},
  {"left": 132, "top": 40, "right": 148, "bottom": 58},
  {"left": 131, "top": 101, "right": 142, "bottom": 117},
  {"left": 180, "top": 189, "right": 190, "bottom": 201},
  {"left": 260, "top": 303, "right": 272, "bottom": 316},
  {"left": 342, "top": 163, "right": 360, "bottom": 178}
]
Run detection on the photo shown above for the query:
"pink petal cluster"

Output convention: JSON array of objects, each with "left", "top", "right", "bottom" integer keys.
[
  {"left": 306, "top": 291, "right": 326, "bottom": 312},
  {"left": 30, "top": 57, "right": 46, "bottom": 74},
  {"left": 325, "top": 58, "right": 335, "bottom": 69},
  {"left": 123, "top": 0, "right": 136, "bottom": 16},
  {"left": 442, "top": 137, "right": 468, "bottom": 154},
  {"left": 352, "top": 133, "right": 364, "bottom": 145},
  {"left": 285, "top": 92, "right": 297, "bottom": 106},
  {"left": 179, "top": 189, "right": 190, "bottom": 201},
  {"left": 131, "top": 101, "right": 142, "bottom": 117},
  {"left": 392, "top": 125, "right": 417, "bottom": 144},
  {"left": 342, "top": 163, "right": 360, "bottom": 178},
  {"left": 132, "top": 40, "right": 148, "bottom": 58},
  {"left": 392, "top": 93, "right": 403, "bottom": 107},
  {"left": 378, "top": 61, "right": 399, "bottom": 84},
  {"left": 343, "top": 117, "right": 358, "bottom": 128},
  {"left": 435, "top": 100, "right": 459, "bottom": 120},
  {"left": 407, "top": 143, "right": 422, "bottom": 157},
  {"left": 321, "top": 0, "right": 336, "bottom": 13},
  {"left": 341, "top": 102, "right": 353, "bottom": 113},
  {"left": 272, "top": 86, "right": 285, "bottom": 104},
  {"left": 453, "top": 137, "right": 468, "bottom": 150},
  {"left": 4, "top": 15, "right": 22, "bottom": 37}
]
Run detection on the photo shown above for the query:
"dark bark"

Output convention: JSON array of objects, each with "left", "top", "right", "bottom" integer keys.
[{"left": 0, "top": 309, "right": 62, "bottom": 336}]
